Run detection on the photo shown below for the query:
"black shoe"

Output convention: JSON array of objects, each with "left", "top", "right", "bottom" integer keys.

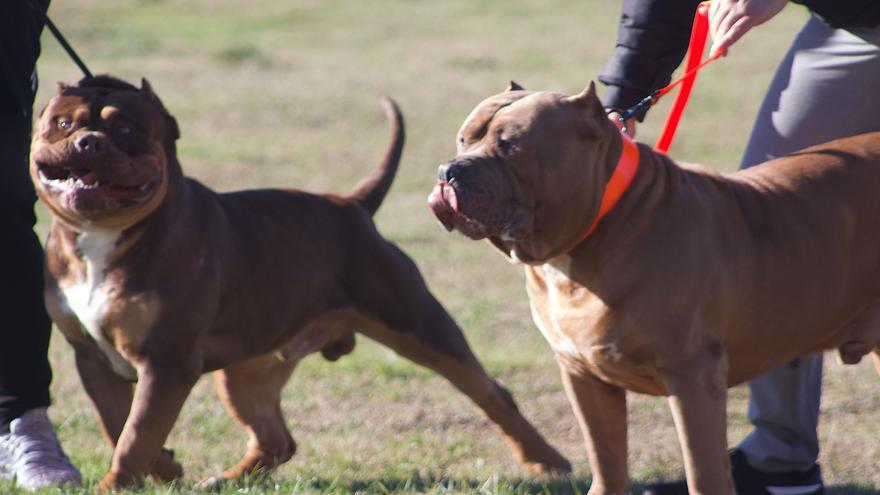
[{"left": 642, "top": 449, "right": 825, "bottom": 495}]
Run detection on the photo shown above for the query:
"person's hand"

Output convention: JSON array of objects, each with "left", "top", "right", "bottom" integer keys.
[
  {"left": 708, "top": 0, "right": 789, "bottom": 56},
  {"left": 607, "top": 110, "right": 637, "bottom": 138}
]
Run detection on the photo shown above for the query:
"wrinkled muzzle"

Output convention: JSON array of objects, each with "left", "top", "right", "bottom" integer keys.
[
  {"left": 428, "top": 155, "right": 532, "bottom": 241},
  {"left": 31, "top": 130, "right": 165, "bottom": 227}
]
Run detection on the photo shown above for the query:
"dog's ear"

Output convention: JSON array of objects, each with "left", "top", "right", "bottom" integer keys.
[
  {"left": 140, "top": 78, "right": 158, "bottom": 101},
  {"left": 565, "top": 81, "right": 605, "bottom": 118},
  {"left": 565, "top": 82, "right": 606, "bottom": 138},
  {"left": 140, "top": 78, "right": 181, "bottom": 141},
  {"left": 506, "top": 80, "right": 525, "bottom": 92}
]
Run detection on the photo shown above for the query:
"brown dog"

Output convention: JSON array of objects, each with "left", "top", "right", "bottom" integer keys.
[
  {"left": 429, "top": 82, "right": 880, "bottom": 495},
  {"left": 30, "top": 76, "right": 571, "bottom": 490}
]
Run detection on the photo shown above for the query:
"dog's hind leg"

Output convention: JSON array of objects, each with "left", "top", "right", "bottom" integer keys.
[
  {"left": 346, "top": 236, "right": 570, "bottom": 475},
  {"left": 204, "top": 354, "right": 297, "bottom": 486},
  {"left": 357, "top": 311, "right": 570, "bottom": 474}
]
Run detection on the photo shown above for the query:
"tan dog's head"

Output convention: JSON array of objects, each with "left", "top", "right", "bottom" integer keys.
[
  {"left": 428, "top": 81, "right": 620, "bottom": 264},
  {"left": 30, "top": 76, "right": 180, "bottom": 231}
]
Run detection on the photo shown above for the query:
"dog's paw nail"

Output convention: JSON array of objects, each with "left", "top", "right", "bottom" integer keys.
[{"left": 195, "top": 476, "right": 225, "bottom": 491}]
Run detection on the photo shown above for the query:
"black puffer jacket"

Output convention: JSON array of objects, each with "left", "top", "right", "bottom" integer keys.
[{"left": 599, "top": 0, "right": 880, "bottom": 119}]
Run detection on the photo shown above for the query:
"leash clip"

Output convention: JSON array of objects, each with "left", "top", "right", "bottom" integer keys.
[{"left": 616, "top": 92, "right": 659, "bottom": 133}]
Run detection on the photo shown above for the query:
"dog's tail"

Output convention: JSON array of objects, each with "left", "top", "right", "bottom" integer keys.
[{"left": 348, "top": 97, "right": 405, "bottom": 216}]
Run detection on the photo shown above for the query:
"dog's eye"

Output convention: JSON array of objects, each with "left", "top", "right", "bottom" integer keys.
[
  {"left": 496, "top": 137, "right": 514, "bottom": 154},
  {"left": 457, "top": 136, "right": 465, "bottom": 152},
  {"left": 118, "top": 125, "right": 132, "bottom": 135},
  {"left": 57, "top": 119, "right": 71, "bottom": 130}
]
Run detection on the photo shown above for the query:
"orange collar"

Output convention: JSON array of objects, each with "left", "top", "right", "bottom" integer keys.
[{"left": 582, "top": 132, "right": 640, "bottom": 240}]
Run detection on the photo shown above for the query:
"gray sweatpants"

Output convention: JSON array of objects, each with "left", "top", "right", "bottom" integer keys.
[{"left": 737, "top": 15, "right": 880, "bottom": 474}]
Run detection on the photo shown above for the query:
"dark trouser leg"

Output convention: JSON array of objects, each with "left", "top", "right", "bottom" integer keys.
[{"left": 0, "top": 0, "right": 50, "bottom": 432}]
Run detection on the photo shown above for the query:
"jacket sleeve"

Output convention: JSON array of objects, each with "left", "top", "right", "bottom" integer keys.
[
  {"left": 792, "top": 0, "right": 880, "bottom": 29},
  {"left": 598, "top": 0, "right": 702, "bottom": 120}
]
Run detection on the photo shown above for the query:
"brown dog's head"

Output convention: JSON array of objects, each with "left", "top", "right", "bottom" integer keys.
[
  {"left": 30, "top": 75, "right": 180, "bottom": 231},
  {"left": 428, "top": 81, "right": 620, "bottom": 264}
]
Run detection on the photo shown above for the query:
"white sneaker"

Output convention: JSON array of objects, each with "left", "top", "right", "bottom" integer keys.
[{"left": 0, "top": 408, "right": 82, "bottom": 491}]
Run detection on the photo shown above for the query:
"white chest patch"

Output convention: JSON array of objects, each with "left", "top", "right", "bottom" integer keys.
[
  {"left": 59, "top": 230, "right": 138, "bottom": 381},
  {"left": 532, "top": 260, "right": 582, "bottom": 358}
]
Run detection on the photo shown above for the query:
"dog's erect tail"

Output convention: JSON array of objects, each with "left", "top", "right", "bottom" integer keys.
[{"left": 348, "top": 97, "right": 405, "bottom": 216}]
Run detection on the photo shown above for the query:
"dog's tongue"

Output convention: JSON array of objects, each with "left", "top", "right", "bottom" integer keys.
[
  {"left": 80, "top": 172, "right": 99, "bottom": 185},
  {"left": 72, "top": 168, "right": 99, "bottom": 186},
  {"left": 427, "top": 182, "right": 458, "bottom": 231}
]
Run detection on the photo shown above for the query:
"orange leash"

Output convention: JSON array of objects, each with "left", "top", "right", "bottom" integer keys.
[
  {"left": 655, "top": 1, "right": 724, "bottom": 153},
  {"left": 616, "top": 1, "right": 725, "bottom": 153},
  {"left": 584, "top": 2, "right": 726, "bottom": 240}
]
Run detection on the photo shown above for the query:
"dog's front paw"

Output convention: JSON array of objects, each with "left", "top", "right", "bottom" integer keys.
[
  {"left": 98, "top": 470, "right": 144, "bottom": 491},
  {"left": 150, "top": 448, "right": 183, "bottom": 483},
  {"left": 520, "top": 447, "right": 572, "bottom": 476}
]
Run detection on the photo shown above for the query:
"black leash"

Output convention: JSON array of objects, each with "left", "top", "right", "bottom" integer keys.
[{"left": 28, "top": 0, "right": 93, "bottom": 79}]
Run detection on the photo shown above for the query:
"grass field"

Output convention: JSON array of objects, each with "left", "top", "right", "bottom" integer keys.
[{"left": 8, "top": 1, "right": 880, "bottom": 493}]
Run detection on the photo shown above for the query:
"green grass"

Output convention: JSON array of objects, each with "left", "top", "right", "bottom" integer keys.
[{"left": 10, "top": 1, "right": 879, "bottom": 493}]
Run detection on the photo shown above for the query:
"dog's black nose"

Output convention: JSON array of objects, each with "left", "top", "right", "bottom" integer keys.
[
  {"left": 75, "top": 134, "right": 104, "bottom": 154},
  {"left": 438, "top": 163, "right": 462, "bottom": 182}
]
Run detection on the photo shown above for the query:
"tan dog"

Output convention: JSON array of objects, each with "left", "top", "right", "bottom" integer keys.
[
  {"left": 429, "top": 82, "right": 880, "bottom": 495},
  {"left": 30, "top": 76, "right": 571, "bottom": 490}
]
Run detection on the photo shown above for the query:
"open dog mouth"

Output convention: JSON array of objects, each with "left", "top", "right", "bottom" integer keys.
[
  {"left": 428, "top": 181, "right": 458, "bottom": 230},
  {"left": 428, "top": 179, "right": 534, "bottom": 246},
  {"left": 36, "top": 161, "right": 154, "bottom": 201},
  {"left": 427, "top": 180, "right": 491, "bottom": 239}
]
